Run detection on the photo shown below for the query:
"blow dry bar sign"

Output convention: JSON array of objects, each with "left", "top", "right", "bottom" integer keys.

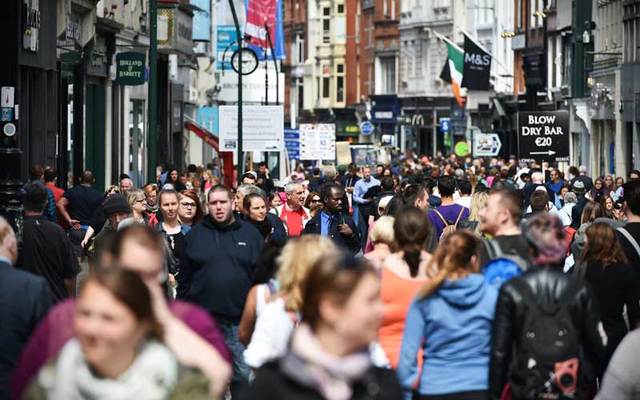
[
  {"left": 517, "top": 111, "right": 570, "bottom": 163},
  {"left": 116, "top": 52, "right": 146, "bottom": 85}
]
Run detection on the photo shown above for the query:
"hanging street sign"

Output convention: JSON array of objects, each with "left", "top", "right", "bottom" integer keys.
[
  {"left": 473, "top": 133, "right": 502, "bottom": 157},
  {"left": 517, "top": 111, "right": 570, "bottom": 163},
  {"left": 439, "top": 117, "right": 451, "bottom": 133},
  {"left": 115, "top": 52, "right": 146, "bottom": 85},
  {"left": 359, "top": 121, "right": 374, "bottom": 136}
]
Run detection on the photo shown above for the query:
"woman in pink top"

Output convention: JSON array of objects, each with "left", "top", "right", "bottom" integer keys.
[{"left": 378, "top": 207, "right": 432, "bottom": 368}]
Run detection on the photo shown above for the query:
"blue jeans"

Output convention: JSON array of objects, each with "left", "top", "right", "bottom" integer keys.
[{"left": 218, "top": 320, "right": 250, "bottom": 396}]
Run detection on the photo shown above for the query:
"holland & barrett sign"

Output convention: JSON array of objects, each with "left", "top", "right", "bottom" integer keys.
[{"left": 116, "top": 52, "right": 146, "bottom": 86}]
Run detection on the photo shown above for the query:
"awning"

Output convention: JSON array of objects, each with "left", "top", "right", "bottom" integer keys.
[
  {"left": 185, "top": 117, "right": 236, "bottom": 186},
  {"left": 185, "top": 117, "right": 219, "bottom": 150}
]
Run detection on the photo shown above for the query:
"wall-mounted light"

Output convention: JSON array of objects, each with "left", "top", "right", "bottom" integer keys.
[
  {"left": 533, "top": 10, "right": 546, "bottom": 18},
  {"left": 501, "top": 31, "right": 515, "bottom": 38}
]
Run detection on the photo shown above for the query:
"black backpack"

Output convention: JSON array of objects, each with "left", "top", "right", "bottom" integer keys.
[{"left": 511, "top": 279, "right": 582, "bottom": 400}]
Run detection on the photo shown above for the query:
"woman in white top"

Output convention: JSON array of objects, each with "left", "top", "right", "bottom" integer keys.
[{"left": 243, "top": 235, "right": 339, "bottom": 368}]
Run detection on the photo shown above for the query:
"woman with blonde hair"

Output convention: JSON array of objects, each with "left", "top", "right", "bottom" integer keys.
[
  {"left": 126, "top": 189, "right": 148, "bottom": 225},
  {"left": 397, "top": 231, "right": 498, "bottom": 400},
  {"left": 364, "top": 215, "right": 395, "bottom": 269},
  {"left": 243, "top": 235, "right": 339, "bottom": 369},
  {"left": 459, "top": 191, "right": 489, "bottom": 234}
]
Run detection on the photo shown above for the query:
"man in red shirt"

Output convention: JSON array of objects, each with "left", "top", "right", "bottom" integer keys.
[
  {"left": 272, "top": 182, "right": 310, "bottom": 236},
  {"left": 44, "top": 168, "right": 65, "bottom": 227}
]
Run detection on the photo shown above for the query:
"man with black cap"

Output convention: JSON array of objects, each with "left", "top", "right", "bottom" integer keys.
[
  {"left": 92, "top": 194, "right": 131, "bottom": 255},
  {"left": 570, "top": 180, "right": 588, "bottom": 229}
]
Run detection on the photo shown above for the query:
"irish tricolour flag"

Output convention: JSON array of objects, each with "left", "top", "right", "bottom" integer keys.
[{"left": 446, "top": 42, "right": 466, "bottom": 107}]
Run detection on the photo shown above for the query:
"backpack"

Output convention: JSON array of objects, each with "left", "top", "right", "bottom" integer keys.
[
  {"left": 511, "top": 279, "right": 582, "bottom": 400},
  {"left": 482, "top": 240, "right": 527, "bottom": 289},
  {"left": 432, "top": 207, "right": 465, "bottom": 241}
]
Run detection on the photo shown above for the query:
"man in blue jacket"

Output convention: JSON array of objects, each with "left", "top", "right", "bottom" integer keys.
[
  {"left": 303, "top": 182, "right": 361, "bottom": 254},
  {"left": 0, "top": 216, "right": 52, "bottom": 400},
  {"left": 178, "top": 184, "right": 263, "bottom": 396}
]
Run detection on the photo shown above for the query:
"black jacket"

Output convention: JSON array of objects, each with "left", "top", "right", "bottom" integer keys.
[
  {"left": 178, "top": 216, "right": 264, "bottom": 322},
  {"left": 0, "top": 261, "right": 52, "bottom": 400},
  {"left": 302, "top": 211, "right": 361, "bottom": 254},
  {"left": 244, "top": 359, "right": 403, "bottom": 400},
  {"left": 489, "top": 268, "right": 605, "bottom": 400}
]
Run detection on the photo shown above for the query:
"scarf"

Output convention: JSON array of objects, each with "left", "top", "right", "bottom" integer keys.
[
  {"left": 284, "top": 324, "right": 371, "bottom": 400},
  {"left": 39, "top": 338, "right": 179, "bottom": 400}
]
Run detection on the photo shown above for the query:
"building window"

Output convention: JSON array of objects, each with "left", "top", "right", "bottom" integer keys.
[
  {"left": 336, "top": 63, "right": 345, "bottom": 102},
  {"left": 296, "top": 34, "right": 304, "bottom": 64},
  {"left": 379, "top": 56, "right": 396, "bottom": 94},
  {"left": 337, "top": 3, "right": 344, "bottom": 14},
  {"left": 323, "top": 77, "right": 330, "bottom": 98},
  {"left": 322, "top": 7, "right": 331, "bottom": 44}
]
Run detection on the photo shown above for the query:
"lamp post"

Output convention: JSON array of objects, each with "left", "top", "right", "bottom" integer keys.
[
  {"left": 147, "top": 0, "right": 157, "bottom": 183},
  {"left": 228, "top": 0, "right": 243, "bottom": 183}
]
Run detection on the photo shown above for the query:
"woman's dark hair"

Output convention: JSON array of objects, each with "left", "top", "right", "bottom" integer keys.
[
  {"left": 582, "top": 222, "right": 627, "bottom": 265},
  {"left": 168, "top": 169, "right": 179, "bottom": 183},
  {"left": 180, "top": 189, "right": 203, "bottom": 224},
  {"left": 394, "top": 207, "right": 432, "bottom": 277},
  {"left": 304, "top": 191, "right": 321, "bottom": 209},
  {"left": 243, "top": 193, "right": 267, "bottom": 218},
  {"left": 580, "top": 201, "right": 605, "bottom": 225},
  {"left": 81, "top": 268, "right": 163, "bottom": 340},
  {"left": 252, "top": 240, "right": 287, "bottom": 285},
  {"left": 385, "top": 196, "right": 405, "bottom": 218},
  {"left": 301, "top": 253, "right": 376, "bottom": 331}
]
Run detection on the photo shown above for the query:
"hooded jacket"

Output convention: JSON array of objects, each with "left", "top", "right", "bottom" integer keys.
[
  {"left": 177, "top": 215, "right": 264, "bottom": 322},
  {"left": 397, "top": 274, "right": 497, "bottom": 398}
]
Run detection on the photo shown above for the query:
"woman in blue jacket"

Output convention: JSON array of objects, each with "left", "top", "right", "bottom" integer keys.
[{"left": 397, "top": 231, "right": 498, "bottom": 400}]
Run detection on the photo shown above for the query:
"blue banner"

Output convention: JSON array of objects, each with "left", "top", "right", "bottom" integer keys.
[
  {"left": 284, "top": 128, "right": 300, "bottom": 160},
  {"left": 216, "top": 25, "right": 239, "bottom": 71},
  {"left": 191, "top": 0, "right": 211, "bottom": 42}
]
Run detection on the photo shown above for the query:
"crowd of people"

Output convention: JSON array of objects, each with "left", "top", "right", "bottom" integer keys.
[{"left": 2, "top": 153, "right": 640, "bottom": 399}]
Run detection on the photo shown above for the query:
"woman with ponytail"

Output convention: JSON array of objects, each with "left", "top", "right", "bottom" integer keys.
[
  {"left": 397, "top": 231, "right": 498, "bottom": 400},
  {"left": 377, "top": 207, "right": 432, "bottom": 368}
]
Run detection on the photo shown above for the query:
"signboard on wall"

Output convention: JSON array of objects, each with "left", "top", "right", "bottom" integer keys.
[
  {"left": 219, "top": 105, "right": 284, "bottom": 152},
  {"left": 517, "top": 111, "right": 570, "bottom": 163},
  {"left": 217, "top": 70, "right": 285, "bottom": 103},
  {"left": 115, "top": 52, "right": 146, "bottom": 85},
  {"left": 299, "top": 124, "right": 336, "bottom": 161}
]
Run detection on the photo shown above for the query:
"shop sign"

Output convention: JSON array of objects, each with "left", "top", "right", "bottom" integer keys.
[
  {"left": 116, "top": 52, "right": 146, "bottom": 85},
  {"left": 23, "top": 0, "right": 41, "bottom": 52}
]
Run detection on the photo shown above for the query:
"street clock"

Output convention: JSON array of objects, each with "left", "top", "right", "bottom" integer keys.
[{"left": 230, "top": 48, "right": 259, "bottom": 76}]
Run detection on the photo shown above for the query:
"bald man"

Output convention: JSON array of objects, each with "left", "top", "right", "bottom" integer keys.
[{"left": 0, "top": 217, "right": 52, "bottom": 399}]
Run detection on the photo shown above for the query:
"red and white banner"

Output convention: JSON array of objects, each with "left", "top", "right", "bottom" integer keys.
[{"left": 245, "top": 0, "right": 277, "bottom": 48}]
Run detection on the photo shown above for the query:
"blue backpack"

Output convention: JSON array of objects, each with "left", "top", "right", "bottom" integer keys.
[{"left": 482, "top": 240, "right": 528, "bottom": 289}]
